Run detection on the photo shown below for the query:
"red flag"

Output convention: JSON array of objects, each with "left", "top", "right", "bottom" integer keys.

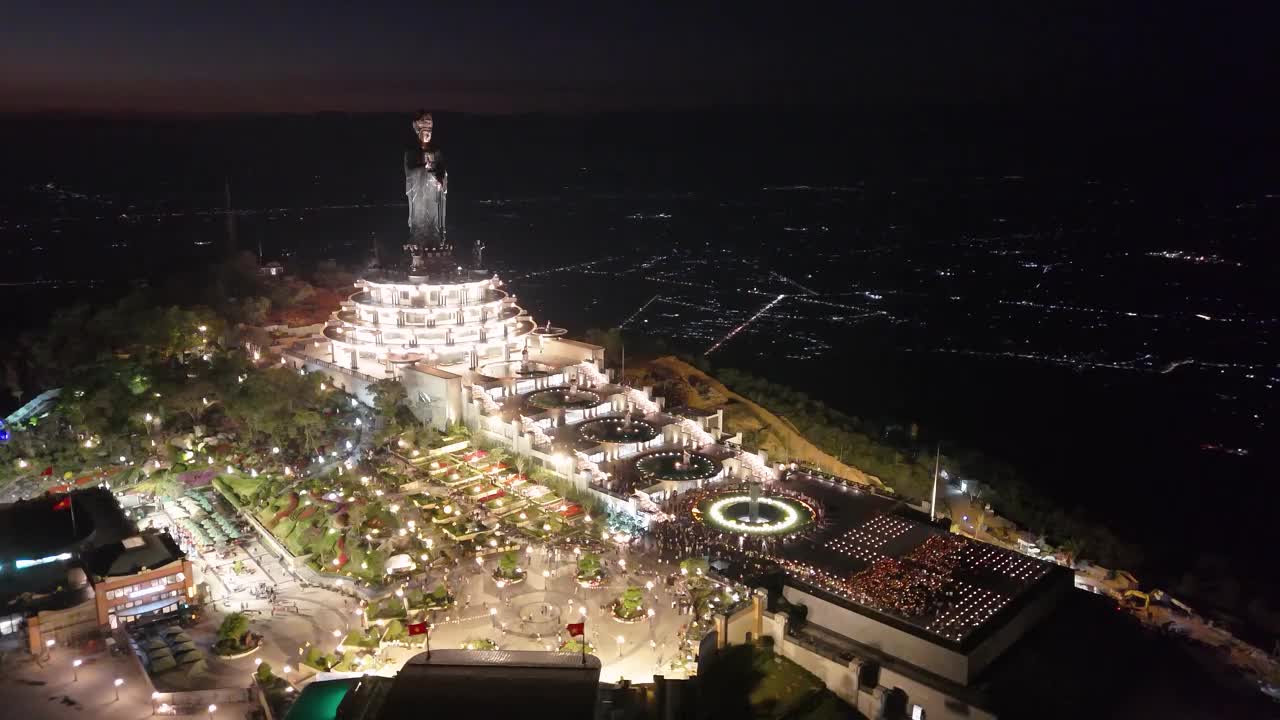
[
  {"left": 565, "top": 622, "right": 584, "bottom": 638},
  {"left": 52, "top": 496, "right": 71, "bottom": 511},
  {"left": 41, "top": 466, "right": 53, "bottom": 476},
  {"left": 407, "top": 621, "right": 429, "bottom": 636}
]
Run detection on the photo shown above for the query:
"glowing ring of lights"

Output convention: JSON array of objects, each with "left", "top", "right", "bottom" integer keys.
[
  {"left": 578, "top": 417, "right": 659, "bottom": 444},
  {"left": 702, "top": 495, "right": 814, "bottom": 536},
  {"left": 527, "top": 388, "right": 601, "bottom": 410},
  {"left": 634, "top": 451, "right": 718, "bottom": 482}
]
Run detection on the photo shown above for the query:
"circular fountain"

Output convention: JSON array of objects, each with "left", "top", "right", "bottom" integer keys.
[
  {"left": 695, "top": 485, "right": 816, "bottom": 537},
  {"left": 578, "top": 415, "right": 659, "bottom": 445},
  {"left": 633, "top": 448, "right": 720, "bottom": 484},
  {"left": 478, "top": 359, "right": 556, "bottom": 380},
  {"left": 527, "top": 387, "right": 601, "bottom": 411}
]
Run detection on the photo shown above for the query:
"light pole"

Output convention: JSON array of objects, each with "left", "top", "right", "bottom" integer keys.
[
  {"left": 113, "top": 678, "right": 124, "bottom": 701},
  {"left": 208, "top": 703, "right": 217, "bottom": 720},
  {"left": 44, "top": 637, "right": 55, "bottom": 662},
  {"left": 72, "top": 658, "right": 82, "bottom": 682},
  {"left": 152, "top": 691, "right": 161, "bottom": 714},
  {"left": 542, "top": 568, "right": 550, "bottom": 590},
  {"left": 489, "top": 607, "right": 498, "bottom": 628},
  {"left": 616, "top": 635, "right": 625, "bottom": 659}
]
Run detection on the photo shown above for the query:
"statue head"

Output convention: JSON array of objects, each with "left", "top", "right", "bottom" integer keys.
[{"left": 412, "top": 111, "right": 434, "bottom": 146}]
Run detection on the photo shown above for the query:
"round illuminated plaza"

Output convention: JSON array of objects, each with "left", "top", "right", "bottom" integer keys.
[
  {"left": 526, "top": 387, "right": 601, "bottom": 410},
  {"left": 697, "top": 494, "right": 816, "bottom": 537},
  {"left": 634, "top": 450, "right": 719, "bottom": 483},
  {"left": 578, "top": 416, "right": 659, "bottom": 444}
]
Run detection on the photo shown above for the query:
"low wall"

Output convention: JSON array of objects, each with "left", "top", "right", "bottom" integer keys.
[
  {"left": 153, "top": 687, "right": 254, "bottom": 712},
  {"left": 719, "top": 605, "right": 997, "bottom": 720},
  {"left": 782, "top": 585, "right": 969, "bottom": 684},
  {"left": 282, "top": 352, "right": 378, "bottom": 407}
]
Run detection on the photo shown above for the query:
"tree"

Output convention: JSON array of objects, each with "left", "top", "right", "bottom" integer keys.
[
  {"left": 217, "top": 612, "right": 250, "bottom": 645},
  {"left": 618, "top": 586, "right": 645, "bottom": 617},
  {"left": 498, "top": 551, "right": 519, "bottom": 577},
  {"left": 369, "top": 378, "right": 407, "bottom": 420},
  {"left": 293, "top": 409, "right": 325, "bottom": 453},
  {"left": 578, "top": 552, "right": 602, "bottom": 579}
]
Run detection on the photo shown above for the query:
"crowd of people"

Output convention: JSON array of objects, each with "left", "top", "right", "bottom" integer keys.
[{"left": 904, "top": 534, "right": 970, "bottom": 574}]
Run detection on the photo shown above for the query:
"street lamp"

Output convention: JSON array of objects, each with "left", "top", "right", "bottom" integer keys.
[
  {"left": 113, "top": 678, "right": 124, "bottom": 701},
  {"left": 616, "top": 635, "right": 625, "bottom": 658},
  {"left": 208, "top": 703, "right": 217, "bottom": 720},
  {"left": 152, "top": 691, "right": 161, "bottom": 714},
  {"left": 72, "top": 658, "right": 82, "bottom": 682}
]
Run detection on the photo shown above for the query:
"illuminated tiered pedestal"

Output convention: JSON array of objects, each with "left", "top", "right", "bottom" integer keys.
[{"left": 323, "top": 273, "right": 537, "bottom": 375}]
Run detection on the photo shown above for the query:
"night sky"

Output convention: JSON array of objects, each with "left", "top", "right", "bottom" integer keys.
[{"left": 2, "top": 2, "right": 1274, "bottom": 114}]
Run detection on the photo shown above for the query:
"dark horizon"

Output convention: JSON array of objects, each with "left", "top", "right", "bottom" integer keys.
[{"left": 4, "top": 3, "right": 1276, "bottom": 115}]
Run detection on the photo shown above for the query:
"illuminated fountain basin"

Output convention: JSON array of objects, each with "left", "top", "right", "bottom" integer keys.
[
  {"left": 696, "top": 494, "right": 815, "bottom": 536},
  {"left": 634, "top": 450, "right": 719, "bottom": 483},
  {"left": 578, "top": 416, "right": 659, "bottom": 444},
  {"left": 479, "top": 360, "right": 556, "bottom": 380},
  {"left": 527, "top": 387, "right": 601, "bottom": 410}
]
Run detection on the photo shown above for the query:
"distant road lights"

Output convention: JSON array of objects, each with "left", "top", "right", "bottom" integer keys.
[
  {"left": 254, "top": 658, "right": 263, "bottom": 667},
  {"left": 647, "top": 608, "right": 655, "bottom": 619},
  {"left": 645, "top": 581, "right": 654, "bottom": 591},
  {"left": 198, "top": 325, "right": 207, "bottom": 333},
  {"left": 332, "top": 629, "right": 342, "bottom": 638},
  {"left": 72, "top": 658, "right": 82, "bottom": 681},
  {"left": 272, "top": 447, "right": 280, "bottom": 454},
  {"left": 282, "top": 665, "right": 292, "bottom": 674}
]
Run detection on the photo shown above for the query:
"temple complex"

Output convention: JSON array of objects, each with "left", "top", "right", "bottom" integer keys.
[{"left": 280, "top": 113, "right": 1069, "bottom": 720}]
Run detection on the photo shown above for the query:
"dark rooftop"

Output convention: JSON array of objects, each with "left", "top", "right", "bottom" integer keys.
[
  {"left": 87, "top": 530, "right": 185, "bottom": 577},
  {"left": 774, "top": 471, "right": 1069, "bottom": 650},
  {"left": 0, "top": 487, "right": 135, "bottom": 563},
  {"left": 339, "top": 650, "right": 602, "bottom": 720}
]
